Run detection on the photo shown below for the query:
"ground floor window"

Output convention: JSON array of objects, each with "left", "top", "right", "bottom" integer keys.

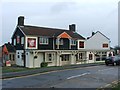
[
  {"left": 89, "top": 54, "right": 93, "bottom": 60},
  {"left": 9, "top": 54, "right": 11, "bottom": 60},
  {"left": 46, "top": 53, "right": 55, "bottom": 62},
  {"left": 61, "top": 54, "right": 69, "bottom": 61},
  {"left": 48, "top": 54, "right": 52, "bottom": 61},
  {"left": 76, "top": 53, "right": 85, "bottom": 61},
  {"left": 13, "top": 54, "right": 15, "bottom": 61},
  {"left": 79, "top": 53, "right": 83, "bottom": 59}
]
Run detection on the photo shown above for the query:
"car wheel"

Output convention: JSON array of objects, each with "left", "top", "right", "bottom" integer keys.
[{"left": 112, "top": 63, "right": 114, "bottom": 66}]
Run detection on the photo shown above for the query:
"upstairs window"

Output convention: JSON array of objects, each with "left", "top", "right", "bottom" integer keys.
[
  {"left": 39, "top": 37, "right": 48, "bottom": 44},
  {"left": 103, "top": 44, "right": 108, "bottom": 48},
  {"left": 56, "top": 39, "right": 59, "bottom": 45},
  {"left": 21, "top": 37, "right": 24, "bottom": 44},
  {"left": 14, "top": 39, "right": 16, "bottom": 45},
  {"left": 59, "top": 39, "right": 63, "bottom": 45},
  {"left": 56, "top": 38, "right": 63, "bottom": 45},
  {"left": 71, "top": 39, "right": 76, "bottom": 45},
  {"left": 17, "top": 36, "right": 20, "bottom": 44},
  {"left": 79, "top": 41, "right": 84, "bottom": 48}
]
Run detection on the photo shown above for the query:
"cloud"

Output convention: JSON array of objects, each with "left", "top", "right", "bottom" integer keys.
[{"left": 50, "top": 2, "right": 76, "bottom": 14}]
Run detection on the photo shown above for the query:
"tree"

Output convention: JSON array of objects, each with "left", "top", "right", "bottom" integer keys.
[{"left": 114, "top": 46, "right": 120, "bottom": 55}]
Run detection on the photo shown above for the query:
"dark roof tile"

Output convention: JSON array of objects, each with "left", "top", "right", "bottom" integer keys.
[
  {"left": 5, "top": 43, "right": 16, "bottom": 53},
  {"left": 19, "top": 25, "right": 85, "bottom": 39}
]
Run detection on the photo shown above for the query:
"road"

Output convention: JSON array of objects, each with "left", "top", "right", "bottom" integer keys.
[{"left": 2, "top": 65, "right": 119, "bottom": 88}]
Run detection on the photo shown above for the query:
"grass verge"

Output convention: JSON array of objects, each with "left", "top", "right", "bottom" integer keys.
[{"left": 2, "top": 62, "right": 104, "bottom": 73}]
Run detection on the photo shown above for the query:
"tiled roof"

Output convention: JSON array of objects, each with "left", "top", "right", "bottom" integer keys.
[{"left": 19, "top": 25, "right": 85, "bottom": 40}]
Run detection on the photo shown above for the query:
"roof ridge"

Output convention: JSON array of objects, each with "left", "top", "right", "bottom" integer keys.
[
  {"left": 18, "top": 25, "right": 85, "bottom": 40},
  {"left": 23, "top": 25, "right": 69, "bottom": 31}
]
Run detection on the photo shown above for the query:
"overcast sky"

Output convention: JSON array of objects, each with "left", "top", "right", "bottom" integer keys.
[{"left": 1, "top": 0, "right": 119, "bottom": 47}]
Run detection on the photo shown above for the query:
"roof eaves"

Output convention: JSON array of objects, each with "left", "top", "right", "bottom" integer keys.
[
  {"left": 96, "top": 31, "right": 110, "bottom": 40},
  {"left": 17, "top": 26, "right": 26, "bottom": 36}
]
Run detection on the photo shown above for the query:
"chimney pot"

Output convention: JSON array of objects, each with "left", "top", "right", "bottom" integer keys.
[
  {"left": 18, "top": 16, "right": 24, "bottom": 26},
  {"left": 69, "top": 24, "right": 76, "bottom": 32},
  {"left": 92, "top": 32, "right": 95, "bottom": 36}
]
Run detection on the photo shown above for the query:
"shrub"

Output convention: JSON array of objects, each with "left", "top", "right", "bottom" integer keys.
[{"left": 41, "top": 62, "right": 48, "bottom": 67}]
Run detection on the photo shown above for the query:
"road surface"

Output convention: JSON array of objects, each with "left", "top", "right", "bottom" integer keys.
[{"left": 2, "top": 65, "right": 119, "bottom": 88}]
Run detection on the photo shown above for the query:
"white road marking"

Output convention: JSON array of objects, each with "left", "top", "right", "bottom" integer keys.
[
  {"left": 104, "top": 84, "right": 111, "bottom": 87},
  {"left": 98, "top": 68, "right": 114, "bottom": 72},
  {"left": 67, "top": 72, "right": 90, "bottom": 80}
]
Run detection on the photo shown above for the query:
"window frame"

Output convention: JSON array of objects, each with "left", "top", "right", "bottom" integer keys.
[
  {"left": 61, "top": 54, "right": 69, "bottom": 61},
  {"left": 103, "top": 43, "right": 108, "bottom": 48},
  {"left": 39, "top": 37, "right": 49, "bottom": 44},
  {"left": 21, "top": 37, "right": 24, "bottom": 44},
  {"left": 79, "top": 41, "right": 84, "bottom": 48},
  {"left": 70, "top": 39, "right": 76, "bottom": 45},
  {"left": 14, "top": 39, "right": 16, "bottom": 45},
  {"left": 59, "top": 39, "right": 63, "bottom": 45},
  {"left": 89, "top": 54, "right": 93, "bottom": 60}
]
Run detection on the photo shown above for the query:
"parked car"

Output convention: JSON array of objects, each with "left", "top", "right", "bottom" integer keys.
[{"left": 105, "top": 55, "right": 120, "bottom": 66}]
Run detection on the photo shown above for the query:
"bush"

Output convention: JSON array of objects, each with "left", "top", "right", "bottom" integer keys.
[{"left": 41, "top": 62, "right": 48, "bottom": 67}]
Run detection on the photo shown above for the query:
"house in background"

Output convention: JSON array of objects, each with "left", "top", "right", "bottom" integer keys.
[
  {"left": 84, "top": 31, "right": 112, "bottom": 63},
  {"left": 2, "top": 42, "right": 16, "bottom": 66},
  {"left": 11, "top": 16, "right": 86, "bottom": 68}
]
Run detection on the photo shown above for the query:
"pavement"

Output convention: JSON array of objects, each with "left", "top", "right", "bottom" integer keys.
[{"left": 2, "top": 63, "right": 104, "bottom": 79}]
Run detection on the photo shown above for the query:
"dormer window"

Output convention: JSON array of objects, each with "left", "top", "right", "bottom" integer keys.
[{"left": 39, "top": 37, "right": 48, "bottom": 44}]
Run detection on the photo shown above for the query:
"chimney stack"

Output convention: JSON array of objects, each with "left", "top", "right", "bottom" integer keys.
[
  {"left": 18, "top": 16, "right": 24, "bottom": 26},
  {"left": 69, "top": 24, "right": 76, "bottom": 32},
  {"left": 92, "top": 32, "right": 95, "bottom": 36}
]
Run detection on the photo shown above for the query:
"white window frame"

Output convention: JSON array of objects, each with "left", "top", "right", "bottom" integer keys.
[
  {"left": 56, "top": 38, "right": 59, "bottom": 45},
  {"left": 46, "top": 53, "right": 54, "bottom": 62},
  {"left": 14, "top": 39, "right": 16, "bottom": 45},
  {"left": 25, "top": 37, "right": 38, "bottom": 49},
  {"left": 59, "top": 39, "right": 63, "bottom": 45},
  {"left": 77, "top": 40, "right": 85, "bottom": 49},
  {"left": 39, "top": 37, "right": 48, "bottom": 44},
  {"left": 21, "top": 37, "right": 24, "bottom": 44},
  {"left": 70, "top": 39, "right": 76, "bottom": 45}
]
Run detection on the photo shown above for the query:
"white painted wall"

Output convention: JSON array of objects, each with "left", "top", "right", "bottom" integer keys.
[
  {"left": 85, "top": 32, "right": 110, "bottom": 50},
  {"left": 26, "top": 52, "right": 44, "bottom": 68},
  {"left": 16, "top": 50, "right": 24, "bottom": 66}
]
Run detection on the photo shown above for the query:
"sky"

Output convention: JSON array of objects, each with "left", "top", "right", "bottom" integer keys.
[{"left": 1, "top": 0, "right": 119, "bottom": 47}]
